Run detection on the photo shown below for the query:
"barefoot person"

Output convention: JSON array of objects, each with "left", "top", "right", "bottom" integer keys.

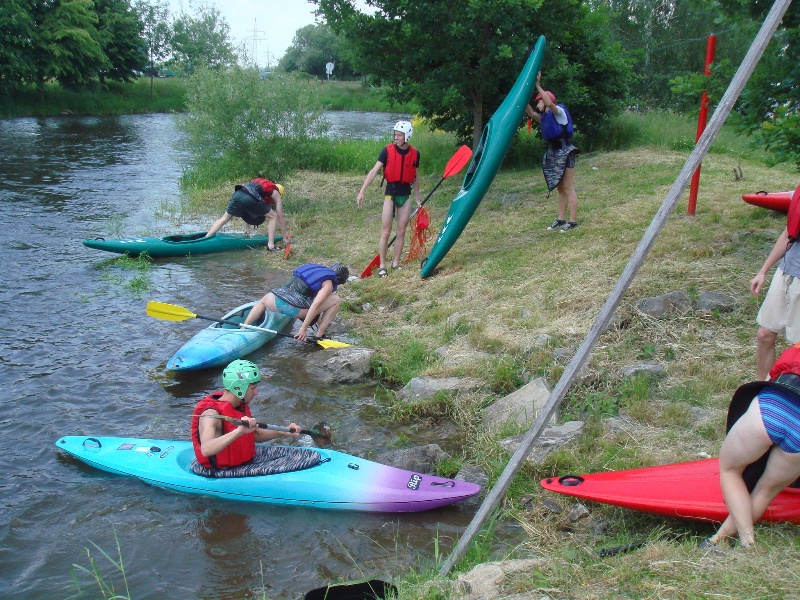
[
  {"left": 243, "top": 263, "right": 349, "bottom": 341},
  {"left": 702, "top": 342, "right": 800, "bottom": 549},
  {"left": 356, "top": 121, "right": 420, "bottom": 277}
]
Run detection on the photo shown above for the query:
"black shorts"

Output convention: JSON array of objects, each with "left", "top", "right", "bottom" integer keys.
[{"left": 226, "top": 189, "right": 271, "bottom": 226}]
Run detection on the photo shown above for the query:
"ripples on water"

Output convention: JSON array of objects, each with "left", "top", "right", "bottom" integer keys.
[{"left": 0, "top": 113, "right": 479, "bottom": 599}]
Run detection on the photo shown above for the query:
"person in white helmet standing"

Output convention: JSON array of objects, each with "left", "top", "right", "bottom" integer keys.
[{"left": 356, "top": 120, "right": 421, "bottom": 277}]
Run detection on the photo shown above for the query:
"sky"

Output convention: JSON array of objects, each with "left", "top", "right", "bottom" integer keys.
[{"left": 170, "top": 0, "right": 322, "bottom": 68}]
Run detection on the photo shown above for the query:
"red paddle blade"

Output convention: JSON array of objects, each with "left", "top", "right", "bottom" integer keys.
[
  {"left": 284, "top": 233, "right": 292, "bottom": 260},
  {"left": 442, "top": 145, "right": 473, "bottom": 178},
  {"left": 361, "top": 254, "right": 380, "bottom": 278}
]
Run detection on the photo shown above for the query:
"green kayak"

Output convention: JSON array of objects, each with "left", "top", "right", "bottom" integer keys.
[
  {"left": 82, "top": 232, "right": 281, "bottom": 257},
  {"left": 420, "top": 36, "right": 546, "bottom": 278}
]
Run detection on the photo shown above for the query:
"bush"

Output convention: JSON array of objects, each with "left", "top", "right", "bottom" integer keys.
[{"left": 179, "top": 67, "right": 330, "bottom": 186}]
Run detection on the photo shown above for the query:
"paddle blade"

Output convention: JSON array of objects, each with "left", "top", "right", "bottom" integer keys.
[
  {"left": 442, "top": 145, "right": 472, "bottom": 178},
  {"left": 307, "top": 421, "right": 332, "bottom": 447},
  {"left": 361, "top": 254, "right": 380, "bottom": 278},
  {"left": 314, "top": 338, "right": 350, "bottom": 349},
  {"left": 146, "top": 301, "right": 197, "bottom": 322},
  {"left": 284, "top": 233, "right": 291, "bottom": 259}
]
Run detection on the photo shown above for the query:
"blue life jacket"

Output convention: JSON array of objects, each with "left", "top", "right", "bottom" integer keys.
[
  {"left": 540, "top": 104, "right": 574, "bottom": 142},
  {"left": 294, "top": 264, "right": 338, "bottom": 294}
]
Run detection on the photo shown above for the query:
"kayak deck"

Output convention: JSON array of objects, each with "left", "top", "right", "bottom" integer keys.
[
  {"left": 166, "top": 302, "right": 292, "bottom": 371},
  {"left": 82, "top": 232, "right": 279, "bottom": 257}
]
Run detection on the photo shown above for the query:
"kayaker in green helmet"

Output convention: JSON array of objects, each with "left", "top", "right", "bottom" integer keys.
[
  {"left": 356, "top": 120, "right": 421, "bottom": 277},
  {"left": 191, "top": 359, "right": 299, "bottom": 474},
  {"left": 525, "top": 71, "right": 580, "bottom": 233},
  {"left": 242, "top": 263, "right": 349, "bottom": 341},
  {"left": 205, "top": 178, "right": 287, "bottom": 251}
]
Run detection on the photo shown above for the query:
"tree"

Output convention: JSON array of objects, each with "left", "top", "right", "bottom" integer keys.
[
  {"left": 134, "top": 0, "right": 171, "bottom": 94},
  {"left": 28, "top": 0, "right": 109, "bottom": 92},
  {"left": 278, "top": 23, "right": 358, "bottom": 79},
  {"left": 170, "top": 1, "right": 235, "bottom": 75},
  {"left": 315, "top": 0, "right": 630, "bottom": 146},
  {"left": 589, "top": 0, "right": 755, "bottom": 110},
  {"left": 94, "top": 0, "right": 147, "bottom": 83},
  {"left": 712, "top": 1, "right": 800, "bottom": 168},
  {"left": 0, "top": 0, "right": 35, "bottom": 91}
]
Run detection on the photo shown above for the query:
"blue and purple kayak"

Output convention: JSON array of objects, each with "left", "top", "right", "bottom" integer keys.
[
  {"left": 166, "top": 302, "right": 292, "bottom": 371},
  {"left": 56, "top": 436, "right": 482, "bottom": 512}
]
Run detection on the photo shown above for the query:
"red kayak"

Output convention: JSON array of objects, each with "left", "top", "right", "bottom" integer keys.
[
  {"left": 742, "top": 190, "right": 792, "bottom": 212},
  {"left": 540, "top": 458, "right": 800, "bottom": 523}
]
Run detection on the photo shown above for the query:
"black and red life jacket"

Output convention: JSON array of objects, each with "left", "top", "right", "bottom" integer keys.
[{"left": 383, "top": 144, "right": 419, "bottom": 184}]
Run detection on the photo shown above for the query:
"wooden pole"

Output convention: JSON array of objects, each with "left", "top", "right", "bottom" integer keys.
[
  {"left": 439, "top": 0, "right": 792, "bottom": 577},
  {"left": 688, "top": 34, "right": 717, "bottom": 215}
]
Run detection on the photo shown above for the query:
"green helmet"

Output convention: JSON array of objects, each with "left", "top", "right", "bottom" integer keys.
[{"left": 222, "top": 360, "right": 261, "bottom": 399}]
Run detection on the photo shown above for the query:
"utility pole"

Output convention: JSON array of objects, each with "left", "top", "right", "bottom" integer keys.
[{"left": 244, "top": 19, "right": 266, "bottom": 68}]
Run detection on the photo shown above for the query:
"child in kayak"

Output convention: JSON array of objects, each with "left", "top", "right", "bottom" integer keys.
[
  {"left": 191, "top": 360, "right": 300, "bottom": 476},
  {"left": 205, "top": 178, "right": 287, "bottom": 251},
  {"left": 356, "top": 120, "right": 421, "bottom": 277},
  {"left": 242, "top": 263, "right": 349, "bottom": 341}
]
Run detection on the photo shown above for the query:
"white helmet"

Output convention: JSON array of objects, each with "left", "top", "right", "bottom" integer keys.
[{"left": 393, "top": 120, "right": 413, "bottom": 143}]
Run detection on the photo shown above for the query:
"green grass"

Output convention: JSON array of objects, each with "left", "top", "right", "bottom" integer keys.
[{"left": 0, "top": 77, "right": 187, "bottom": 118}]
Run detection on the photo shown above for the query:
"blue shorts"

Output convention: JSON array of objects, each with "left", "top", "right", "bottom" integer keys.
[
  {"left": 274, "top": 296, "right": 301, "bottom": 318},
  {"left": 759, "top": 387, "right": 800, "bottom": 453}
]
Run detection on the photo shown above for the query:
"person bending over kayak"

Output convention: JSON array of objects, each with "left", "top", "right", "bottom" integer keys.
[
  {"left": 206, "top": 178, "right": 287, "bottom": 251},
  {"left": 243, "top": 263, "right": 349, "bottom": 341},
  {"left": 525, "top": 71, "right": 580, "bottom": 233},
  {"left": 701, "top": 342, "right": 800, "bottom": 550},
  {"left": 192, "top": 360, "right": 299, "bottom": 473},
  {"left": 356, "top": 120, "right": 421, "bottom": 277}
]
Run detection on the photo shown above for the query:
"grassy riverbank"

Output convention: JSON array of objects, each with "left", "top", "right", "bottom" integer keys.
[
  {"left": 172, "top": 111, "right": 800, "bottom": 597},
  {"left": 0, "top": 78, "right": 414, "bottom": 119}
]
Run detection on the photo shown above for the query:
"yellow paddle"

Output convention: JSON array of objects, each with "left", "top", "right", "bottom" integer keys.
[{"left": 146, "top": 301, "right": 351, "bottom": 350}]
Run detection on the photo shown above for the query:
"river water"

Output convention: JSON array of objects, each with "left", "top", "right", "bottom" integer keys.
[{"left": 0, "top": 112, "right": 480, "bottom": 599}]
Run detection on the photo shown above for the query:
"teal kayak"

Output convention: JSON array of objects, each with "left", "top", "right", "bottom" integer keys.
[
  {"left": 166, "top": 302, "right": 292, "bottom": 371},
  {"left": 56, "top": 436, "right": 482, "bottom": 512},
  {"left": 420, "top": 36, "right": 546, "bottom": 278},
  {"left": 82, "top": 232, "right": 281, "bottom": 257}
]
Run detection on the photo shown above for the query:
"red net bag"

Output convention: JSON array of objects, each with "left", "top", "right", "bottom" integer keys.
[{"left": 405, "top": 206, "right": 433, "bottom": 263}]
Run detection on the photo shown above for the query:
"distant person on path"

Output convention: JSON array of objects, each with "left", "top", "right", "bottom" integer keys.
[
  {"left": 356, "top": 120, "right": 420, "bottom": 277},
  {"left": 206, "top": 178, "right": 287, "bottom": 251},
  {"left": 325, "top": 61, "right": 334, "bottom": 80},
  {"left": 191, "top": 360, "right": 299, "bottom": 474},
  {"left": 751, "top": 201, "right": 800, "bottom": 379},
  {"left": 243, "top": 263, "right": 349, "bottom": 341},
  {"left": 701, "top": 342, "right": 800, "bottom": 550},
  {"left": 525, "top": 71, "right": 579, "bottom": 232}
]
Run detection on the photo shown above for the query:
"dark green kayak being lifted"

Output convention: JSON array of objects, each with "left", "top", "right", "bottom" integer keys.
[
  {"left": 82, "top": 232, "right": 281, "bottom": 257},
  {"left": 420, "top": 36, "right": 546, "bottom": 278}
]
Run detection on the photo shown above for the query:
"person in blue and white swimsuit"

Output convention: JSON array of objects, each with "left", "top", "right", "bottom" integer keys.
[{"left": 702, "top": 342, "right": 800, "bottom": 549}]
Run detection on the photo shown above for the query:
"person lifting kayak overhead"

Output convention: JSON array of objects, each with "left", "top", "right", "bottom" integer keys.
[
  {"left": 191, "top": 360, "right": 300, "bottom": 474},
  {"left": 525, "top": 71, "right": 580, "bottom": 233},
  {"left": 356, "top": 120, "right": 421, "bottom": 277},
  {"left": 243, "top": 263, "right": 349, "bottom": 341},
  {"left": 206, "top": 177, "right": 287, "bottom": 251}
]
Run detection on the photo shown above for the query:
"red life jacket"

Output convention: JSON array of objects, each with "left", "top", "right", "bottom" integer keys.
[
  {"left": 250, "top": 178, "right": 278, "bottom": 207},
  {"left": 383, "top": 144, "right": 419, "bottom": 184},
  {"left": 191, "top": 392, "right": 255, "bottom": 469},
  {"left": 770, "top": 341, "right": 800, "bottom": 380},
  {"left": 787, "top": 184, "right": 800, "bottom": 242}
]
